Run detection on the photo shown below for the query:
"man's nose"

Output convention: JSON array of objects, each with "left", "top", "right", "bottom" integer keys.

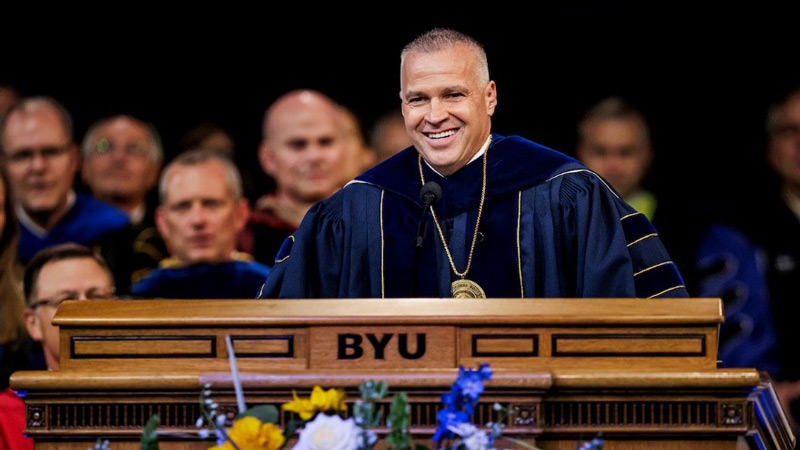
[
  {"left": 187, "top": 203, "right": 208, "bottom": 226},
  {"left": 30, "top": 152, "right": 48, "bottom": 172},
  {"left": 110, "top": 144, "right": 128, "bottom": 161},
  {"left": 426, "top": 98, "right": 448, "bottom": 124}
]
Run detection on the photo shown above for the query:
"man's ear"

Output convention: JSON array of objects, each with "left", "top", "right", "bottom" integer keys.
[
  {"left": 67, "top": 143, "right": 81, "bottom": 178},
  {"left": 24, "top": 308, "right": 43, "bottom": 342},
  {"left": 258, "top": 141, "right": 275, "bottom": 177},
  {"left": 485, "top": 81, "right": 498, "bottom": 116},
  {"left": 234, "top": 198, "right": 250, "bottom": 233},
  {"left": 155, "top": 206, "right": 169, "bottom": 242}
]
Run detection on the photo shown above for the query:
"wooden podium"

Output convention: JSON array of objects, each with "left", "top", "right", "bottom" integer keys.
[{"left": 11, "top": 298, "right": 795, "bottom": 449}]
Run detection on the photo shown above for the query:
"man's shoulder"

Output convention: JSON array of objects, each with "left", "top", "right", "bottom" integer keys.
[
  {"left": 230, "top": 259, "right": 272, "bottom": 278},
  {"left": 132, "top": 261, "right": 269, "bottom": 299},
  {"left": 71, "top": 194, "right": 130, "bottom": 228},
  {"left": 352, "top": 147, "right": 419, "bottom": 203}
]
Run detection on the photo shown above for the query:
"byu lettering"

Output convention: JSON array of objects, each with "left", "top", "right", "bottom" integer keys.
[{"left": 337, "top": 333, "right": 426, "bottom": 360}]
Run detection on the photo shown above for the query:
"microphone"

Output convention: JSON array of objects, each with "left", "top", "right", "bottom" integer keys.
[
  {"left": 411, "top": 182, "right": 441, "bottom": 296},
  {"left": 417, "top": 182, "right": 441, "bottom": 248}
]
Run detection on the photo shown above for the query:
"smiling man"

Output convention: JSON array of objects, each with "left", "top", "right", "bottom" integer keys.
[
  {"left": 81, "top": 114, "right": 168, "bottom": 294},
  {"left": 261, "top": 28, "right": 687, "bottom": 299},
  {"left": 238, "top": 90, "right": 356, "bottom": 265},
  {"left": 0, "top": 97, "right": 129, "bottom": 264},
  {"left": 131, "top": 149, "right": 269, "bottom": 299}
]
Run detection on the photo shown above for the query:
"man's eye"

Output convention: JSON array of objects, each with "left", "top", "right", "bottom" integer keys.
[
  {"left": 287, "top": 140, "right": 307, "bottom": 151},
  {"left": 10, "top": 151, "right": 33, "bottom": 162},
  {"left": 171, "top": 203, "right": 191, "bottom": 212}
]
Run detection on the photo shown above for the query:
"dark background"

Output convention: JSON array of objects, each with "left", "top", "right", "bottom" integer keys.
[{"left": 4, "top": 7, "right": 799, "bottom": 214}]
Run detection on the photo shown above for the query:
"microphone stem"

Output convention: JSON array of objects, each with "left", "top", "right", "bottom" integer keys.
[{"left": 410, "top": 202, "right": 431, "bottom": 297}]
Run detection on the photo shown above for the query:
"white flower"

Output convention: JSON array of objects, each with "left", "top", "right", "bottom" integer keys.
[
  {"left": 449, "top": 423, "right": 494, "bottom": 450},
  {"left": 293, "top": 414, "right": 362, "bottom": 450},
  {"left": 462, "top": 430, "right": 493, "bottom": 450}
]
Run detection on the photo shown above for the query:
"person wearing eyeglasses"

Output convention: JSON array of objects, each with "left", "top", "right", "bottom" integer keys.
[
  {"left": 80, "top": 115, "right": 168, "bottom": 294},
  {"left": 0, "top": 97, "right": 129, "bottom": 264},
  {"left": 22, "top": 243, "right": 116, "bottom": 371}
]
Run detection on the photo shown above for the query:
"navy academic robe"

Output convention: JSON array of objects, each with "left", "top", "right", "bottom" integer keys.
[
  {"left": 131, "top": 261, "right": 270, "bottom": 299},
  {"left": 261, "top": 134, "right": 687, "bottom": 299}
]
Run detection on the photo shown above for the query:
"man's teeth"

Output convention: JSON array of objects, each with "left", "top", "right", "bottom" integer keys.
[{"left": 427, "top": 130, "right": 456, "bottom": 139}]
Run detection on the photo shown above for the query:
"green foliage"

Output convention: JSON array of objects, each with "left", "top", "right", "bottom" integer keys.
[
  {"left": 386, "top": 392, "right": 412, "bottom": 450},
  {"left": 354, "top": 380, "right": 390, "bottom": 449},
  {"left": 237, "top": 404, "right": 279, "bottom": 424},
  {"left": 139, "top": 414, "right": 160, "bottom": 450}
]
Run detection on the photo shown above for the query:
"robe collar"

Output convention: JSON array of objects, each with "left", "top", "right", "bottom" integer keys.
[{"left": 356, "top": 133, "right": 582, "bottom": 215}]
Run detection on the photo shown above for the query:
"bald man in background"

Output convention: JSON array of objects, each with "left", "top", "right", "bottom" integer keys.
[{"left": 238, "top": 90, "right": 356, "bottom": 265}]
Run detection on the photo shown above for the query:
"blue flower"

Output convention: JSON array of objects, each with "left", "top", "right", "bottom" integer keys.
[
  {"left": 478, "top": 364, "right": 492, "bottom": 381},
  {"left": 457, "top": 368, "right": 486, "bottom": 400},
  {"left": 433, "top": 409, "right": 469, "bottom": 443},
  {"left": 577, "top": 436, "right": 605, "bottom": 449}
]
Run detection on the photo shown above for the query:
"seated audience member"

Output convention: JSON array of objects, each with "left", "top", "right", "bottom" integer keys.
[
  {"left": 132, "top": 150, "right": 269, "bottom": 299},
  {"left": 369, "top": 108, "right": 412, "bottom": 163},
  {"left": 0, "top": 97, "right": 129, "bottom": 264},
  {"left": 238, "top": 90, "right": 354, "bottom": 265},
  {"left": 80, "top": 115, "right": 168, "bottom": 294},
  {"left": 575, "top": 96, "right": 695, "bottom": 287},
  {"left": 23, "top": 244, "right": 116, "bottom": 371},
  {"left": 0, "top": 166, "right": 33, "bottom": 450},
  {"left": 694, "top": 87, "right": 800, "bottom": 428},
  {"left": 575, "top": 96, "right": 655, "bottom": 219}
]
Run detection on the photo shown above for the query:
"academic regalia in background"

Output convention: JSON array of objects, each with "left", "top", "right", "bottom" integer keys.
[
  {"left": 130, "top": 258, "right": 270, "bottom": 299},
  {"left": 17, "top": 193, "right": 129, "bottom": 264},
  {"left": 261, "top": 134, "right": 687, "bottom": 299},
  {"left": 94, "top": 203, "right": 169, "bottom": 296},
  {"left": 237, "top": 206, "right": 298, "bottom": 267}
]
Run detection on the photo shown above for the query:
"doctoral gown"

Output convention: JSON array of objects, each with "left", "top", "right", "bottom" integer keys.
[{"left": 261, "top": 134, "right": 687, "bottom": 299}]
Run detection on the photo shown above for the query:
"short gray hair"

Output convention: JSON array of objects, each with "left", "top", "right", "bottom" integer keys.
[
  {"left": 577, "top": 96, "right": 651, "bottom": 146},
  {"left": 401, "top": 28, "right": 490, "bottom": 86},
  {"left": 159, "top": 149, "right": 243, "bottom": 204},
  {"left": 81, "top": 115, "right": 164, "bottom": 163},
  {"left": 0, "top": 96, "right": 74, "bottom": 152}
]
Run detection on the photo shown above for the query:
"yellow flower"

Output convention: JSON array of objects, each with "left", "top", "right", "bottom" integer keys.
[
  {"left": 309, "top": 386, "right": 346, "bottom": 413},
  {"left": 208, "top": 416, "right": 285, "bottom": 450},
  {"left": 282, "top": 386, "right": 347, "bottom": 420},
  {"left": 283, "top": 390, "right": 317, "bottom": 421}
]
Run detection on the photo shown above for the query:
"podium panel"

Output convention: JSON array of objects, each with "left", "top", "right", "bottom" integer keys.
[{"left": 11, "top": 298, "right": 794, "bottom": 450}]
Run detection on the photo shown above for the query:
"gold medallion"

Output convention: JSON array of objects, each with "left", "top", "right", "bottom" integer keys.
[
  {"left": 451, "top": 279, "right": 486, "bottom": 299},
  {"left": 419, "top": 135, "right": 492, "bottom": 300}
]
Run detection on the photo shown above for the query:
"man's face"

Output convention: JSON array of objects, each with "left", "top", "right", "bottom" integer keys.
[
  {"left": 156, "top": 160, "right": 248, "bottom": 264},
  {"left": 2, "top": 107, "right": 78, "bottom": 216},
  {"left": 576, "top": 118, "right": 653, "bottom": 199},
  {"left": 768, "top": 94, "right": 800, "bottom": 190},
  {"left": 400, "top": 44, "right": 497, "bottom": 176},
  {"left": 260, "top": 104, "right": 350, "bottom": 203},
  {"left": 24, "top": 257, "right": 114, "bottom": 370},
  {"left": 81, "top": 117, "right": 160, "bottom": 203}
]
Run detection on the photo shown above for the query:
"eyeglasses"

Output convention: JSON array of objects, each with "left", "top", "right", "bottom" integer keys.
[
  {"left": 5, "top": 144, "right": 72, "bottom": 166},
  {"left": 90, "top": 138, "right": 151, "bottom": 159},
  {"left": 29, "top": 288, "right": 117, "bottom": 310}
]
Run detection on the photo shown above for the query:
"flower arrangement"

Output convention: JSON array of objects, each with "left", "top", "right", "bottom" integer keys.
[{"left": 135, "top": 363, "right": 603, "bottom": 450}]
